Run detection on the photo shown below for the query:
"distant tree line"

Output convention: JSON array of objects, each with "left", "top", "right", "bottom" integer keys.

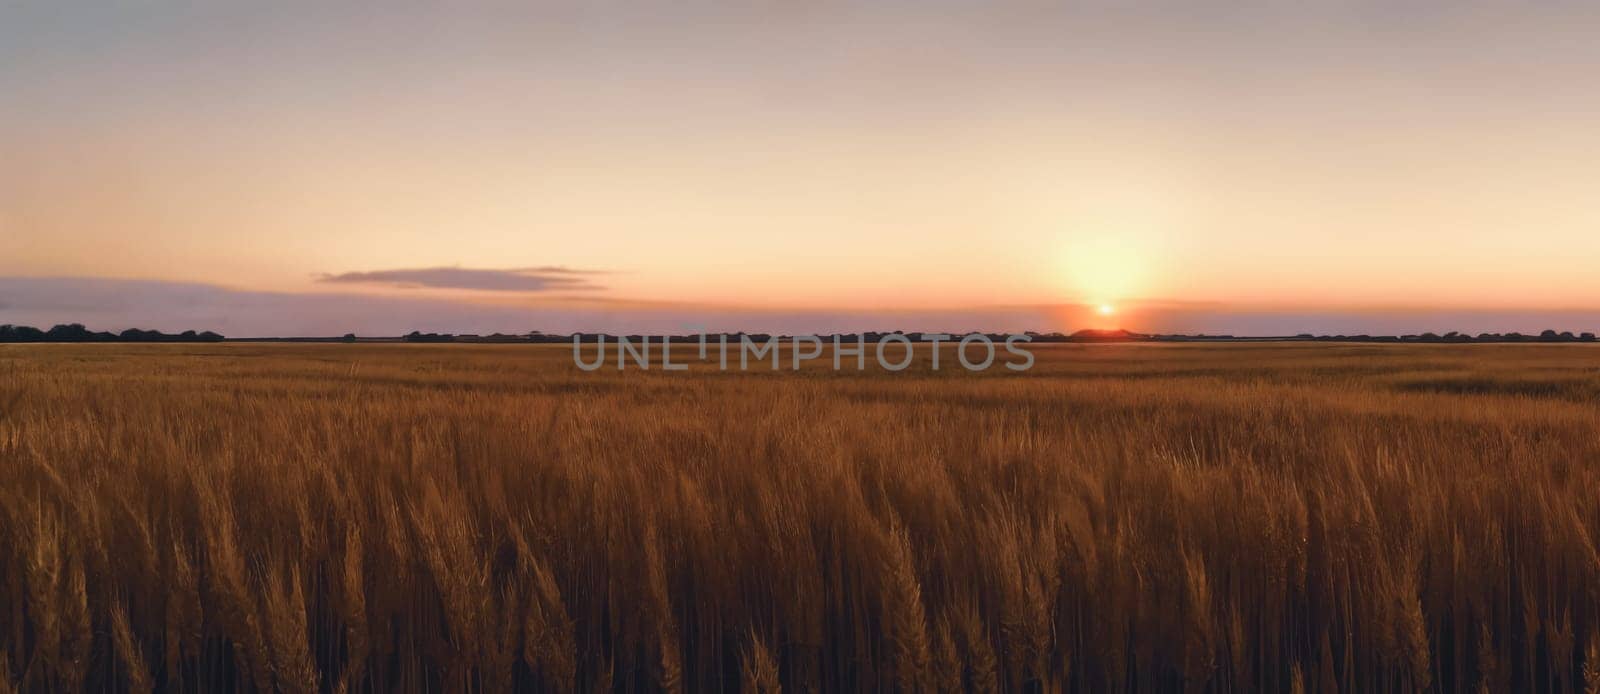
[
  {"left": 12, "top": 324, "right": 1588, "bottom": 344},
  {"left": 0, "top": 323, "right": 224, "bottom": 343},
  {"left": 396, "top": 329, "right": 1600, "bottom": 344},
  {"left": 558, "top": 329, "right": 1600, "bottom": 344},
  {"left": 1291, "top": 330, "right": 1597, "bottom": 344}
]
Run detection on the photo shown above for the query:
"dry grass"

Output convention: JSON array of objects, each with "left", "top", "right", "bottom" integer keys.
[{"left": 2, "top": 342, "right": 1600, "bottom": 692}]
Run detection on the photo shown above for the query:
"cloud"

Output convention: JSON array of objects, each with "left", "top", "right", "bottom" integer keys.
[
  {"left": 316, "top": 266, "right": 604, "bottom": 292},
  {"left": 0, "top": 276, "right": 611, "bottom": 336}
]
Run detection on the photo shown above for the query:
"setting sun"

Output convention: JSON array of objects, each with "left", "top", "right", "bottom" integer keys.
[{"left": 1098, "top": 304, "right": 1116, "bottom": 316}]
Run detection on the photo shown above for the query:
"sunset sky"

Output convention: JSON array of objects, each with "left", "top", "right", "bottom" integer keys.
[{"left": 4, "top": 3, "right": 1600, "bottom": 336}]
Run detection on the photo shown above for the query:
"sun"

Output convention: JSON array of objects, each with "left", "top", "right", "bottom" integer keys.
[{"left": 1056, "top": 235, "right": 1153, "bottom": 316}]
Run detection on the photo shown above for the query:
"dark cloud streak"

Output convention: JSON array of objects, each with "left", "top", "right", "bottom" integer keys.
[{"left": 316, "top": 266, "right": 605, "bottom": 292}]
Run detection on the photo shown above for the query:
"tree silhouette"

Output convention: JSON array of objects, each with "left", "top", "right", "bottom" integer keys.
[{"left": 0, "top": 324, "right": 223, "bottom": 342}]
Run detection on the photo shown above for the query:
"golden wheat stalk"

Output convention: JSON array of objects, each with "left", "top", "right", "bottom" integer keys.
[
  {"left": 263, "top": 564, "right": 319, "bottom": 694},
  {"left": 881, "top": 522, "right": 931, "bottom": 691},
  {"left": 110, "top": 597, "right": 153, "bottom": 694},
  {"left": 741, "top": 628, "right": 782, "bottom": 694}
]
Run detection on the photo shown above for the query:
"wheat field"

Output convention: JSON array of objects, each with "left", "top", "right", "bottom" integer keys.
[{"left": 2, "top": 342, "right": 1599, "bottom": 692}]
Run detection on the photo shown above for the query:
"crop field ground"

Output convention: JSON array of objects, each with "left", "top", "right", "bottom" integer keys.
[{"left": 2, "top": 342, "right": 1600, "bottom": 692}]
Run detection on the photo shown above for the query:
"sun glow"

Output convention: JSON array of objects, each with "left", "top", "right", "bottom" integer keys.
[{"left": 1056, "top": 232, "right": 1156, "bottom": 315}]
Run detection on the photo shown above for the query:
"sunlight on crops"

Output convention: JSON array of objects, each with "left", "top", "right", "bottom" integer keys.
[{"left": 2, "top": 343, "right": 1600, "bottom": 691}]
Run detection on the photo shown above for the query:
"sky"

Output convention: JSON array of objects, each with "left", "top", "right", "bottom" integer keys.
[{"left": 4, "top": 2, "right": 1600, "bottom": 336}]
